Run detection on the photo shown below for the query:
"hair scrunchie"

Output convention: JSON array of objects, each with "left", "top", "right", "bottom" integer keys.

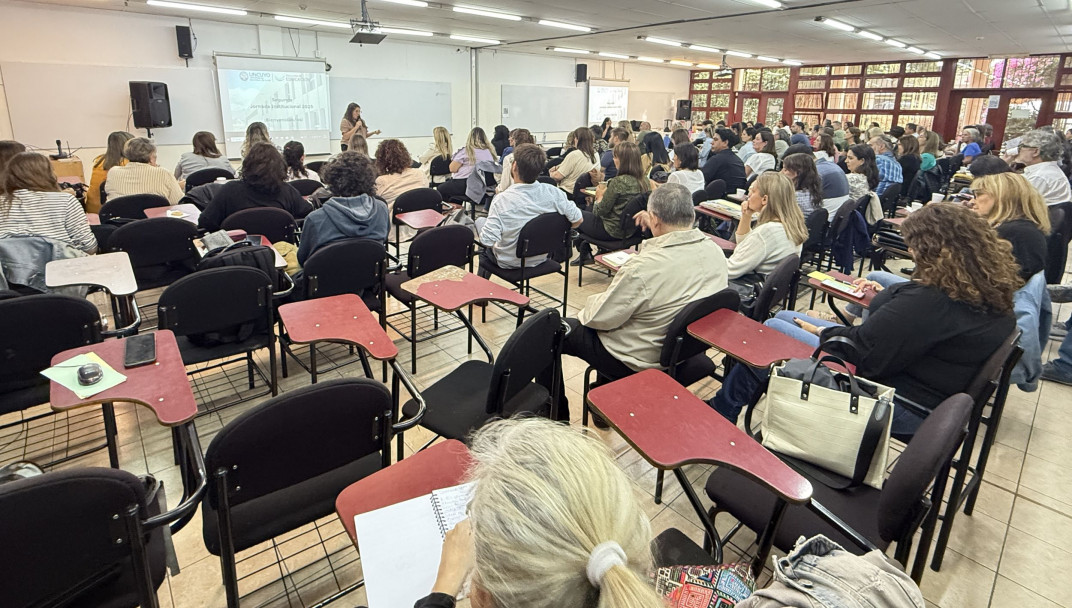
[{"left": 586, "top": 541, "right": 627, "bottom": 588}]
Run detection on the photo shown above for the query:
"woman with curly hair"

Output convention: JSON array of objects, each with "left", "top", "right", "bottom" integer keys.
[
  {"left": 373, "top": 139, "right": 425, "bottom": 208},
  {"left": 297, "top": 150, "right": 389, "bottom": 266},
  {"left": 711, "top": 203, "right": 1019, "bottom": 437},
  {"left": 198, "top": 142, "right": 311, "bottom": 231}
]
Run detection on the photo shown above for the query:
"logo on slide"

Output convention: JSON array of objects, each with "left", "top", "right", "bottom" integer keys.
[{"left": 239, "top": 71, "right": 249, "bottom": 81}]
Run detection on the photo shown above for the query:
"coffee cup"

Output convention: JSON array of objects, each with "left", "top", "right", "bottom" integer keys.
[
  {"left": 930, "top": 193, "right": 944, "bottom": 203},
  {"left": 910, "top": 202, "right": 924, "bottom": 211},
  {"left": 736, "top": 188, "right": 746, "bottom": 197}
]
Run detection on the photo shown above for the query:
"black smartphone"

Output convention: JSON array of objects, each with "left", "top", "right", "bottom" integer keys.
[{"left": 124, "top": 334, "right": 157, "bottom": 368}]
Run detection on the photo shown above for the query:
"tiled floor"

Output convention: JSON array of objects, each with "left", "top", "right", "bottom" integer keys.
[{"left": 5, "top": 255, "right": 1071, "bottom": 607}]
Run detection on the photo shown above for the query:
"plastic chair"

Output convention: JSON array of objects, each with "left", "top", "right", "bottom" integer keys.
[
  {"left": 879, "top": 183, "right": 902, "bottom": 217},
  {"left": 575, "top": 193, "right": 648, "bottom": 286},
  {"left": 391, "top": 188, "right": 444, "bottom": 256},
  {"left": 107, "top": 217, "right": 199, "bottom": 290},
  {"left": 185, "top": 167, "right": 234, "bottom": 192},
  {"left": 428, "top": 156, "right": 452, "bottom": 186},
  {"left": 477, "top": 212, "right": 572, "bottom": 317},
  {"left": 220, "top": 207, "right": 298, "bottom": 245},
  {"left": 288, "top": 178, "right": 323, "bottom": 197},
  {"left": 305, "top": 160, "right": 326, "bottom": 176},
  {"left": 98, "top": 194, "right": 170, "bottom": 223},
  {"left": 202, "top": 378, "right": 422, "bottom": 608},
  {"left": 692, "top": 178, "right": 726, "bottom": 205},
  {"left": 747, "top": 254, "right": 799, "bottom": 322}
]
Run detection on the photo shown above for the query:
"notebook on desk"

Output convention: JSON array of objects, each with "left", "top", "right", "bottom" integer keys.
[
  {"left": 698, "top": 199, "right": 744, "bottom": 220},
  {"left": 354, "top": 482, "right": 474, "bottom": 608}
]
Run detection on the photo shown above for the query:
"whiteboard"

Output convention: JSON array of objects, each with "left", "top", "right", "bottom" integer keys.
[
  {"left": 1, "top": 61, "right": 222, "bottom": 149},
  {"left": 629, "top": 91, "right": 677, "bottom": 124},
  {"left": 329, "top": 78, "right": 451, "bottom": 139},
  {"left": 501, "top": 84, "right": 586, "bottom": 133}
]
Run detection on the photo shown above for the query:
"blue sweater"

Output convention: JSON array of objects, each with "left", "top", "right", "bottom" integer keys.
[{"left": 296, "top": 194, "right": 390, "bottom": 265}]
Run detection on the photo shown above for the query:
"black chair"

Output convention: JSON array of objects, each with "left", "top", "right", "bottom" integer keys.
[
  {"left": 391, "top": 188, "right": 444, "bottom": 256},
  {"left": 429, "top": 156, "right": 452, "bottom": 187},
  {"left": 185, "top": 167, "right": 234, "bottom": 192},
  {"left": 536, "top": 176, "right": 557, "bottom": 186},
  {"left": 700, "top": 392, "right": 972, "bottom": 583},
  {"left": 478, "top": 212, "right": 572, "bottom": 317},
  {"left": 108, "top": 217, "right": 199, "bottom": 290},
  {"left": 692, "top": 178, "right": 727, "bottom": 206},
  {"left": 221, "top": 207, "right": 298, "bottom": 244},
  {"left": 1045, "top": 206, "right": 1067, "bottom": 284},
  {"left": 575, "top": 193, "right": 648, "bottom": 287},
  {"left": 305, "top": 160, "right": 326, "bottom": 176},
  {"left": 385, "top": 224, "right": 475, "bottom": 373},
  {"left": 747, "top": 254, "right": 799, "bottom": 321},
  {"left": 288, "top": 178, "right": 323, "bottom": 197},
  {"left": 399, "top": 309, "right": 563, "bottom": 449},
  {"left": 546, "top": 146, "right": 563, "bottom": 158},
  {"left": 202, "top": 378, "right": 422, "bottom": 608},
  {"left": 99, "top": 180, "right": 108, "bottom": 206},
  {"left": 0, "top": 465, "right": 206, "bottom": 608},
  {"left": 879, "top": 183, "right": 902, "bottom": 218},
  {"left": 157, "top": 266, "right": 278, "bottom": 411},
  {"left": 98, "top": 194, "right": 170, "bottom": 223},
  {"left": 808, "top": 199, "right": 859, "bottom": 307}
]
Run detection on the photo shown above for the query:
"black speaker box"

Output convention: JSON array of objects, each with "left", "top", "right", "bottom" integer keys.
[
  {"left": 129, "top": 81, "right": 173, "bottom": 129},
  {"left": 176, "top": 25, "right": 193, "bottom": 59},
  {"left": 576, "top": 64, "right": 588, "bottom": 83},
  {"left": 675, "top": 99, "right": 692, "bottom": 121}
]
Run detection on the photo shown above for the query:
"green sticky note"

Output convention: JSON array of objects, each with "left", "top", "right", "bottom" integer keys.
[{"left": 41, "top": 353, "right": 127, "bottom": 400}]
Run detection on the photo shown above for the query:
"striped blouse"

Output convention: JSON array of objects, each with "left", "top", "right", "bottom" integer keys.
[
  {"left": 105, "top": 162, "right": 184, "bottom": 204},
  {"left": 0, "top": 189, "right": 97, "bottom": 252}
]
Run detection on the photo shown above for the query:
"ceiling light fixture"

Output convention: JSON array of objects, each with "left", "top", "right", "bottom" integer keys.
[
  {"left": 747, "top": 0, "right": 783, "bottom": 8},
  {"left": 379, "top": 26, "right": 434, "bottom": 36},
  {"left": 816, "top": 17, "right": 855, "bottom": 32},
  {"left": 598, "top": 51, "right": 630, "bottom": 59},
  {"left": 553, "top": 47, "right": 590, "bottom": 54},
  {"left": 538, "top": 19, "right": 591, "bottom": 32},
  {"left": 688, "top": 44, "right": 722, "bottom": 53},
  {"left": 643, "top": 36, "right": 682, "bottom": 47},
  {"left": 274, "top": 15, "right": 350, "bottom": 27},
  {"left": 855, "top": 29, "right": 884, "bottom": 41},
  {"left": 783, "top": 59, "right": 802, "bottom": 66},
  {"left": 884, "top": 39, "right": 907, "bottom": 48},
  {"left": 669, "top": 60, "right": 694, "bottom": 66},
  {"left": 146, "top": 0, "right": 246, "bottom": 15},
  {"left": 757, "top": 56, "right": 781, "bottom": 62},
  {"left": 696, "top": 63, "right": 720, "bottom": 69},
  {"left": 725, "top": 50, "right": 752, "bottom": 58},
  {"left": 376, "top": 0, "right": 428, "bottom": 7},
  {"left": 452, "top": 6, "right": 521, "bottom": 20},
  {"left": 906, "top": 46, "right": 925, "bottom": 54},
  {"left": 638, "top": 56, "right": 665, "bottom": 63},
  {"left": 450, "top": 34, "right": 501, "bottom": 44},
  {"left": 923, "top": 52, "right": 942, "bottom": 60}
]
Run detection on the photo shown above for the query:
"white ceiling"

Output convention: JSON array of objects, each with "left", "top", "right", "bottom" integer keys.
[{"left": 18, "top": 0, "right": 1072, "bottom": 68}]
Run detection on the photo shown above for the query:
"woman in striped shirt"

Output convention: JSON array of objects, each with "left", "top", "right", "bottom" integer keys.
[{"left": 0, "top": 153, "right": 96, "bottom": 253}]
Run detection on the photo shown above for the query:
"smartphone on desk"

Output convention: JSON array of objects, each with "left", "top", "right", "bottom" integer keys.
[{"left": 124, "top": 334, "right": 157, "bottom": 368}]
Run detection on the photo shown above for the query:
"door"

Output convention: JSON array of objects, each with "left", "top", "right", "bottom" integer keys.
[
  {"left": 763, "top": 95, "right": 786, "bottom": 126},
  {"left": 948, "top": 91, "right": 1054, "bottom": 151},
  {"left": 736, "top": 93, "right": 760, "bottom": 124}
]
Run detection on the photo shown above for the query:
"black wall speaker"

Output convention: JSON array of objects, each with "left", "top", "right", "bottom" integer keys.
[
  {"left": 576, "top": 64, "right": 588, "bottom": 83},
  {"left": 129, "top": 82, "right": 173, "bottom": 129},
  {"left": 675, "top": 99, "right": 692, "bottom": 121},
  {"left": 176, "top": 25, "right": 193, "bottom": 59}
]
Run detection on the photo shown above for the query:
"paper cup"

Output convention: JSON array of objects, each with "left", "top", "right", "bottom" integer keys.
[
  {"left": 930, "top": 193, "right": 944, "bottom": 203},
  {"left": 736, "top": 189, "right": 746, "bottom": 197}
]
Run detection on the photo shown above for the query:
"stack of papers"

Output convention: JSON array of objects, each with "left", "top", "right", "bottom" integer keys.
[{"left": 602, "top": 251, "right": 633, "bottom": 267}]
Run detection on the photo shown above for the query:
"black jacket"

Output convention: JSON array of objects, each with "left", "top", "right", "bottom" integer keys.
[
  {"left": 701, "top": 149, "right": 747, "bottom": 194},
  {"left": 997, "top": 219, "right": 1048, "bottom": 280},
  {"left": 198, "top": 179, "right": 312, "bottom": 231}
]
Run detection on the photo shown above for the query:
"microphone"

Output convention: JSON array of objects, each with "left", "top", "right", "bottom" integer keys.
[{"left": 52, "top": 139, "right": 68, "bottom": 160}]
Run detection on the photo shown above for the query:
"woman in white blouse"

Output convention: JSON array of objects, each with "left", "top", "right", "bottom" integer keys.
[
  {"left": 665, "top": 143, "right": 706, "bottom": 193},
  {"left": 550, "top": 127, "right": 600, "bottom": 194},
  {"left": 744, "top": 131, "right": 777, "bottom": 178},
  {"left": 496, "top": 128, "right": 535, "bottom": 193}
]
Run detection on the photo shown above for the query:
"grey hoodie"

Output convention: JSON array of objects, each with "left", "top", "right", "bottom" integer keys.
[{"left": 297, "top": 194, "right": 390, "bottom": 265}]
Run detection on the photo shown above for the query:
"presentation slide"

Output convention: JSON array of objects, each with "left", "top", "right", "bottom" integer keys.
[
  {"left": 588, "top": 83, "right": 630, "bottom": 124},
  {"left": 217, "top": 68, "right": 331, "bottom": 156}
]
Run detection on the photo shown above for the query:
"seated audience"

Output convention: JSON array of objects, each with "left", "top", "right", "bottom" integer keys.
[
  {"left": 798, "top": 140, "right": 849, "bottom": 211},
  {"left": 666, "top": 128, "right": 691, "bottom": 162},
  {"left": 774, "top": 129, "right": 790, "bottom": 158},
  {"left": 972, "top": 173, "right": 1050, "bottom": 280},
  {"left": 701, "top": 128, "right": 747, "bottom": 193},
  {"left": 282, "top": 141, "right": 315, "bottom": 182},
  {"left": 744, "top": 131, "right": 776, "bottom": 177},
  {"left": 373, "top": 139, "right": 425, "bottom": 208},
  {"left": 347, "top": 133, "right": 369, "bottom": 157},
  {"left": 897, "top": 135, "right": 921, "bottom": 190},
  {"left": 780, "top": 153, "right": 824, "bottom": 219},
  {"left": 1014, "top": 129, "right": 1072, "bottom": 206},
  {"left": 812, "top": 133, "right": 838, "bottom": 165},
  {"left": 738, "top": 129, "right": 758, "bottom": 162},
  {"left": 867, "top": 136, "right": 902, "bottom": 195},
  {"left": 712, "top": 203, "right": 1019, "bottom": 438},
  {"left": 550, "top": 127, "right": 600, "bottom": 194},
  {"left": 104, "top": 137, "right": 184, "bottom": 204},
  {"left": 296, "top": 151, "right": 389, "bottom": 266},
  {"left": 491, "top": 124, "right": 510, "bottom": 158},
  {"left": 574, "top": 141, "right": 648, "bottom": 265},
  {"left": 199, "top": 142, "right": 312, "bottom": 231},
  {"left": 790, "top": 121, "right": 809, "bottom": 147},
  {"left": 419, "top": 126, "right": 453, "bottom": 186},
  {"left": 0, "top": 152, "right": 96, "bottom": 253},
  {"left": 664, "top": 143, "right": 705, "bottom": 193},
  {"left": 436, "top": 127, "right": 494, "bottom": 201},
  {"left": 591, "top": 126, "right": 610, "bottom": 155},
  {"left": 496, "top": 129, "right": 535, "bottom": 193},
  {"left": 0, "top": 140, "right": 27, "bottom": 180},
  {"left": 241, "top": 121, "right": 276, "bottom": 157},
  {"left": 86, "top": 131, "right": 133, "bottom": 212},
  {"left": 639, "top": 131, "right": 671, "bottom": 177},
  {"left": 599, "top": 117, "right": 613, "bottom": 141},
  {"left": 598, "top": 127, "right": 630, "bottom": 180},
  {"left": 726, "top": 172, "right": 807, "bottom": 281},
  {"left": 958, "top": 127, "right": 984, "bottom": 165},
  {"left": 845, "top": 144, "right": 880, "bottom": 202},
  {"left": 174, "top": 131, "right": 233, "bottom": 181},
  {"left": 477, "top": 144, "right": 582, "bottom": 272}
]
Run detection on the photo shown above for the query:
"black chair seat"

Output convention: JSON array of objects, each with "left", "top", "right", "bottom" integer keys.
[
  {"left": 705, "top": 466, "right": 887, "bottom": 554},
  {"left": 0, "top": 380, "right": 48, "bottom": 417},
  {"left": 479, "top": 258, "right": 561, "bottom": 283},
  {"left": 174, "top": 334, "right": 274, "bottom": 366},
  {"left": 203, "top": 452, "right": 381, "bottom": 554},
  {"left": 385, "top": 270, "right": 416, "bottom": 305},
  {"left": 651, "top": 528, "right": 721, "bottom": 568},
  {"left": 673, "top": 354, "right": 716, "bottom": 386},
  {"left": 583, "top": 235, "right": 642, "bottom": 253},
  {"left": 401, "top": 360, "right": 550, "bottom": 439}
]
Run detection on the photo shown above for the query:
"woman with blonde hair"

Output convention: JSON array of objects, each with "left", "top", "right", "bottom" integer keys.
[
  {"left": 436, "top": 127, "right": 494, "bottom": 201},
  {"left": 346, "top": 133, "right": 369, "bottom": 157},
  {"left": 971, "top": 172, "right": 1050, "bottom": 279},
  {"left": 241, "top": 122, "right": 275, "bottom": 158},
  {"left": 726, "top": 171, "right": 807, "bottom": 280},
  {"left": 418, "top": 417, "right": 665, "bottom": 608},
  {"left": 419, "top": 126, "right": 454, "bottom": 186},
  {"left": 86, "top": 130, "right": 134, "bottom": 212},
  {"left": 551, "top": 126, "right": 600, "bottom": 195}
]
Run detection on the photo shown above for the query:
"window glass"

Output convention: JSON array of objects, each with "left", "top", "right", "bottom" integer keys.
[
  {"left": 906, "top": 61, "right": 942, "bottom": 73},
  {"left": 691, "top": 93, "right": 708, "bottom": 107},
  {"left": 866, "top": 63, "right": 900, "bottom": 74},
  {"left": 1002, "top": 56, "right": 1058, "bottom": 88},
  {"left": 692, "top": 82, "right": 710, "bottom": 91},
  {"left": 708, "top": 111, "right": 729, "bottom": 124},
  {"left": 953, "top": 59, "right": 1004, "bottom": 88},
  {"left": 795, "top": 93, "right": 824, "bottom": 109},
  {"left": 904, "top": 76, "right": 941, "bottom": 88},
  {"left": 861, "top": 92, "right": 896, "bottom": 110},
  {"left": 1061, "top": 74, "right": 1072, "bottom": 87},
  {"left": 761, "top": 68, "right": 790, "bottom": 91},
  {"left": 797, "top": 79, "right": 826, "bottom": 90},
  {"left": 827, "top": 92, "right": 858, "bottom": 109},
  {"left": 858, "top": 114, "right": 894, "bottom": 131},
  {"left": 710, "top": 94, "right": 731, "bottom": 108},
  {"left": 865, "top": 77, "right": 899, "bottom": 88},
  {"left": 1065, "top": 57, "right": 1072, "bottom": 69},
  {"left": 739, "top": 69, "right": 761, "bottom": 91},
  {"left": 898, "top": 114, "right": 934, "bottom": 130},
  {"left": 691, "top": 111, "right": 708, "bottom": 123},
  {"left": 824, "top": 113, "right": 857, "bottom": 126},
  {"left": 710, "top": 80, "right": 732, "bottom": 90},
  {"left": 831, "top": 65, "right": 862, "bottom": 75},
  {"left": 1056, "top": 92, "right": 1072, "bottom": 113},
  {"left": 1054, "top": 117, "right": 1072, "bottom": 133},
  {"left": 900, "top": 91, "right": 938, "bottom": 111},
  {"left": 829, "top": 78, "right": 861, "bottom": 89},
  {"left": 692, "top": 71, "right": 711, "bottom": 80},
  {"left": 800, "top": 66, "right": 829, "bottom": 76},
  {"left": 741, "top": 97, "right": 760, "bottom": 123}
]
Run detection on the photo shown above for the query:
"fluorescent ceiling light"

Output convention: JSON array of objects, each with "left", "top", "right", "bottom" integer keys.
[
  {"left": 884, "top": 39, "right": 907, "bottom": 48},
  {"left": 747, "top": 0, "right": 783, "bottom": 7},
  {"left": 783, "top": 59, "right": 802, "bottom": 66},
  {"left": 669, "top": 60, "right": 694, "bottom": 66},
  {"left": 599, "top": 51, "right": 629, "bottom": 59},
  {"left": 538, "top": 19, "right": 591, "bottom": 32},
  {"left": 452, "top": 6, "right": 521, "bottom": 20},
  {"left": 274, "top": 15, "right": 350, "bottom": 27},
  {"left": 638, "top": 56, "right": 665, "bottom": 63},
  {"left": 380, "top": 27, "right": 434, "bottom": 36},
  {"left": 688, "top": 44, "right": 722, "bottom": 53},
  {"left": 644, "top": 37, "right": 682, "bottom": 47},
  {"left": 757, "top": 56, "right": 780, "bottom": 62},
  {"left": 553, "top": 47, "right": 590, "bottom": 54},
  {"left": 450, "top": 34, "right": 501, "bottom": 44},
  {"left": 696, "top": 63, "right": 720, "bottom": 69},
  {"left": 906, "top": 46, "right": 925, "bottom": 54},
  {"left": 146, "top": 0, "right": 246, "bottom": 15},
  {"left": 856, "top": 29, "right": 883, "bottom": 41},
  {"left": 923, "top": 52, "right": 942, "bottom": 60},
  {"left": 726, "top": 50, "right": 752, "bottom": 58},
  {"left": 818, "top": 17, "right": 855, "bottom": 32},
  {"left": 377, "top": 0, "right": 428, "bottom": 6}
]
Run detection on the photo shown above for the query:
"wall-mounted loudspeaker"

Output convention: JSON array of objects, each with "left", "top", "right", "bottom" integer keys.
[
  {"left": 576, "top": 64, "right": 588, "bottom": 83},
  {"left": 129, "top": 82, "right": 173, "bottom": 129},
  {"left": 675, "top": 99, "right": 692, "bottom": 121},
  {"left": 176, "top": 25, "right": 193, "bottom": 59}
]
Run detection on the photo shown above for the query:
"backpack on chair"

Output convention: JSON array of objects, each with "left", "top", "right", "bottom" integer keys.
[{"left": 190, "top": 241, "right": 281, "bottom": 346}]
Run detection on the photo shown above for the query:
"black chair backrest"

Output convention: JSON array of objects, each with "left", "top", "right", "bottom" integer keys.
[
  {"left": 99, "top": 180, "right": 108, "bottom": 206},
  {"left": 802, "top": 207, "right": 829, "bottom": 253},
  {"left": 659, "top": 288, "right": 740, "bottom": 369},
  {"left": 185, "top": 167, "right": 234, "bottom": 191},
  {"left": 617, "top": 193, "right": 649, "bottom": 240},
  {"left": 536, "top": 176, "right": 557, "bottom": 186},
  {"left": 829, "top": 199, "right": 858, "bottom": 240},
  {"left": 879, "top": 183, "right": 901, "bottom": 215},
  {"left": 98, "top": 194, "right": 170, "bottom": 222},
  {"left": 157, "top": 266, "right": 273, "bottom": 338},
  {"left": 220, "top": 207, "right": 298, "bottom": 244},
  {"left": 485, "top": 309, "right": 562, "bottom": 415},
  {"left": 546, "top": 146, "right": 563, "bottom": 158},
  {"left": 965, "top": 329, "right": 1022, "bottom": 406},
  {"left": 516, "top": 212, "right": 572, "bottom": 260},
  {"left": 0, "top": 294, "right": 102, "bottom": 401},
  {"left": 305, "top": 160, "right": 326, "bottom": 175},
  {"left": 107, "top": 217, "right": 199, "bottom": 286},
  {"left": 0, "top": 467, "right": 163, "bottom": 608},
  {"left": 289, "top": 179, "right": 322, "bottom": 197},
  {"left": 393, "top": 188, "right": 443, "bottom": 222},
  {"left": 302, "top": 238, "right": 386, "bottom": 303},
  {"left": 406, "top": 224, "right": 474, "bottom": 278},
  {"left": 750, "top": 254, "right": 800, "bottom": 321},
  {"left": 878, "top": 393, "right": 972, "bottom": 543},
  {"left": 705, "top": 178, "right": 727, "bottom": 199},
  {"left": 1046, "top": 207, "right": 1067, "bottom": 284},
  {"left": 429, "top": 156, "right": 452, "bottom": 177},
  {"left": 203, "top": 378, "right": 391, "bottom": 512}
]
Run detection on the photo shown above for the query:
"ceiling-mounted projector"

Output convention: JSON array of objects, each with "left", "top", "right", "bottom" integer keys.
[
  {"left": 350, "top": 29, "right": 386, "bottom": 44},
  {"left": 349, "top": 0, "right": 385, "bottom": 44}
]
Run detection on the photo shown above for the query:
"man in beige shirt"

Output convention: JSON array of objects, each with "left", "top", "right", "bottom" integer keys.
[
  {"left": 551, "top": 183, "right": 729, "bottom": 419},
  {"left": 104, "top": 137, "right": 184, "bottom": 204}
]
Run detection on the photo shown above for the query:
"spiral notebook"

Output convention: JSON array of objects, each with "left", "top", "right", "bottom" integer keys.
[{"left": 353, "top": 482, "right": 474, "bottom": 608}]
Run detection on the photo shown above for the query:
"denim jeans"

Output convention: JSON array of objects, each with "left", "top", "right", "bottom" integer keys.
[
  {"left": 763, "top": 310, "right": 840, "bottom": 347},
  {"left": 1052, "top": 317, "right": 1072, "bottom": 378},
  {"left": 844, "top": 271, "right": 907, "bottom": 319}
]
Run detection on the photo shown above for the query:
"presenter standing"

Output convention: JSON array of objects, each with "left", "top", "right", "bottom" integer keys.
[{"left": 340, "top": 103, "right": 380, "bottom": 151}]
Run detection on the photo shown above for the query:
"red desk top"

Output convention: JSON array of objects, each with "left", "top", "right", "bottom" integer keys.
[
  {"left": 86, "top": 213, "right": 100, "bottom": 226},
  {"left": 401, "top": 266, "right": 529, "bottom": 312},
  {"left": 49, "top": 330, "right": 198, "bottom": 427},
  {"left": 396, "top": 209, "right": 445, "bottom": 230},
  {"left": 587, "top": 369, "right": 812, "bottom": 504},
  {"left": 688, "top": 309, "right": 820, "bottom": 369},
  {"left": 807, "top": 270, "right": 876, "bottom": 309},
  {"left": 696, "top": 205, "right": 736, "bottom": 223},
  {"left": 336, "top": 439, "right": 473, "bottom": 543},
  {"left": 707, "top": 233, "right": 736, "bottom": 251},
  {"left": 144, "top": 203, "right": 202, "bottom": 224},
  {"left": 278, "top": 294, "right": 398, "bottom": 361},
  {"left": 884, "top": 216, "right": 905, "bottom": 226}
]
